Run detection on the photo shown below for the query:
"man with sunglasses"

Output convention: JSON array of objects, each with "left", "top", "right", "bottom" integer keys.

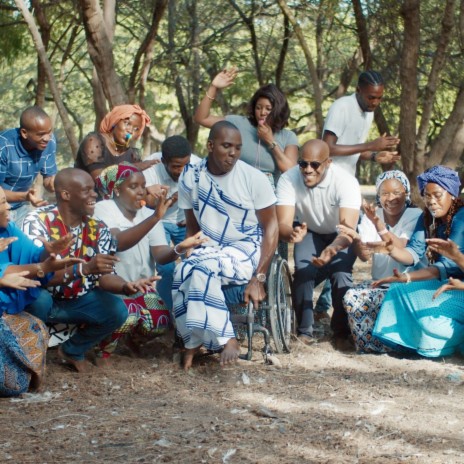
[
  {"left": 322, "top": 71, "right": 400, "bottom": 177},
  {"left": 276, "top": 139, "right": 361, "bottom": 350}
]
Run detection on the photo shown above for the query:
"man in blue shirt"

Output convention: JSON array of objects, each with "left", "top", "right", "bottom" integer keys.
[{"left": 0, "top": 106, "right": 57, "bottom": 226}]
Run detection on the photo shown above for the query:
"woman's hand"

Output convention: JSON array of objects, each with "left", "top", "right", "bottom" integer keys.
[
  {"left": 432, "top": 277, "right": 464, "bottom": 299},
  {"left": 211, "top": 66, "right": 238, "bottom": 89},
  {"left": 176, "top": 232, "right": 208, "bottom": 257},
  {"left": 426, "top": 238, "right": 462, "bottom": 261},
  {"left": 0, "top": 237, "right": 18, "bottom": 253},
  {"left": 153, "top": 189, "right": 176, "bottom": 220},
  {"left": 0, "top": 271, "right": 40, "bottom": 290},
  {"left": 336, "top": 224, "right": 360, "bottom": 241},
  {"left": 372, "top": 268, "right": 407, "bottom": 287},
  {"left": 122, "top": 275, "right": 161, "bottom": 295},
  {"left": 362, "top": 199, "right": 380, "bottom": 225},
  {"left": 257, "top": 122, "right": 274, "bottom": 145},
  {"left": 365, "top": 239, "right": 394, "bottom": 255}
]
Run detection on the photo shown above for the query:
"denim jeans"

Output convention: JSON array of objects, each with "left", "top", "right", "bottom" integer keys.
[
  {"left": 156, "top": 221, "right": 186, "bottom": 310},
  {"left": 314, "top": 279, "right": 332, "bottom": 313},
  {"left": 26, "top": 288, "right": 128, "bottom": 361}
]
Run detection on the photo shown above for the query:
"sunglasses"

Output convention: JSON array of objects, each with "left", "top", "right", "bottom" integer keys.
[{"left": 298, "top": 157, "right": 329, "bottom": 170}]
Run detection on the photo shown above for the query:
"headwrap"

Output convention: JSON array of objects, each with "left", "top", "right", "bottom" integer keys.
[
  {"left": 416, "top": 165, "right": 461, "bottom": 198},
  {"left": 375, "top": 170, "right": 411, "bottom": 206},
  {"left": 95, "top": 162, "right": 140, "bottom": 199},
  {"left": 99, "top": 104, "right": 151, "bottom": 138}
]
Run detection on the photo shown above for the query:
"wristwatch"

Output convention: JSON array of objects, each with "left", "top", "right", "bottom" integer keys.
[
  {"left": 36, "top": 263, "right": 45, "bottom": 278},
  {"left": 268, "top": 141, "right": 277, "bottom": 151},
  {"left": 255, "top": 272, "right": 266, "bottom": 283}
]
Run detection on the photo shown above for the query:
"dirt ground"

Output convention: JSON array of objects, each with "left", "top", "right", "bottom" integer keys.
[{"left": 1, "top": 258, "right": 464, "bottom": 464}]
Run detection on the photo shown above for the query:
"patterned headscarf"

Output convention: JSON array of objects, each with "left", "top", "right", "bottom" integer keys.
[
  {"left": 99, "top": 104, "right": 151, "bottom": 139},
  {"left": 417, "top": 165, "right": 461, "bottom": 198},
  {"left": 95, "top": 162, "right": 140, "bottom": 199},
  {"left": 375, "top": 170, "right": 411, "bottom": 206}
]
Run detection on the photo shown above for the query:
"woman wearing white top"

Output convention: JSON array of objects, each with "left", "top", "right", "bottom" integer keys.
[{"left": 340, "top": 170, "right": 425, "bottom": 353}]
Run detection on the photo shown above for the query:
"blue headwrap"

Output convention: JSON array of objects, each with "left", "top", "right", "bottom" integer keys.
[
  {"left": 375, "top": 170, "right": 411, "bottom": 206},
  {"left": 416, "top": 165, "right": 461, "bottom": 198}
]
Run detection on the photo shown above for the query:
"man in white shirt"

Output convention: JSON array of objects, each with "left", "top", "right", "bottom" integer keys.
[
  {"left": 322, "top": 71, "right": 400, "bottom": 177},
  {"left": 143, "top": 136, "right": 201, "bottom": 309},
  {"left": 276, "top": 139, "right": 361, "bottom": 350}
]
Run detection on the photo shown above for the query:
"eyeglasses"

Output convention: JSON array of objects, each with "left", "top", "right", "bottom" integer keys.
[{"left": 298, "top": 158, "right": 329, "bottom": 170}]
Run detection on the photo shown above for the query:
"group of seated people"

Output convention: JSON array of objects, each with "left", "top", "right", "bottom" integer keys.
[{"left": 1, "top": 71, "right": 464, "bottom": 397}]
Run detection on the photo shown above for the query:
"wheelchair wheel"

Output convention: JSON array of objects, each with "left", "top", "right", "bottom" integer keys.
[{"left": 267, "top": 256, "right": 294, "bottom": 353}]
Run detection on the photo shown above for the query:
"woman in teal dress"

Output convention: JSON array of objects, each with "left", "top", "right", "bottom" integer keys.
[{"left": 372, "top": 166, "right": 464, "bottom": 357}]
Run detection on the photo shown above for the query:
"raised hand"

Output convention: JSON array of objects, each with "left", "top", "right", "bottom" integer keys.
[
  {"left": 375, "top": 151, "right": 401, "bottom": 165},
  {"left": 0, "top": 271, "right": 40, "bottom": 290},
  {"left": 41, "top": 254, "right": 85, "bottom": 274},
  {"left": 37, "top": 233, "right": 75, "bottom": 255},
  {"left": 362, "top": 199, "right": 378, "bottom": 224},
  {"left": 26, "top": 188, "right": 48, "bottom": 208},
  {"left": 432, "top": 277, "right": 464, "bottom": 300},
  {"left": 211, "top": 66, "right": 238, "bottom": 89},
  {"left": 257, "top": 122, "right": 274, "bottom": 145}
]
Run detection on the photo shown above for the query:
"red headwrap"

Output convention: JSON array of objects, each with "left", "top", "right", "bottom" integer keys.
[{"left": 99, "top": 104, "right": 151, "bottom": 139}]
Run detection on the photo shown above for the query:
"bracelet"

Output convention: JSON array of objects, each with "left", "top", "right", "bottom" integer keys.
[
  {"left": 63, "top": 266, "right": 70, "bottom": 283},
  {"left": 403, "top": 272, "right": 411, "bottom": 284},
  {"left": 370, "top": 152, "right": 378, "bottom": 162},
  {"left": 378, "top": 228, "right": 389, "bottom": 236},
  {"left": 205, "top": 91, "right": 215, "bottom": 101},
  {"left": 173, "top": 244, "right": 186, "bottom": 256}
]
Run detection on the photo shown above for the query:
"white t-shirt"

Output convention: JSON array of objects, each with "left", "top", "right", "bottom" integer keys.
[
  {"left": 276, "top": 163, "right": 361, "bottom": 234},
  {"left": 143, "top": 152, "right": 202, "bottom": 224},
  {"left": 322, "top": 93, "right": 374, "bottom": 176},
  {"left": 179, "top": 160, "right": 276, "bottom": 228},
  {"left": 357, "top": 207, "right": 424, "bottom": 280},
  {"left": 94, "top": 200, "right": 167, "bottom": 282}
]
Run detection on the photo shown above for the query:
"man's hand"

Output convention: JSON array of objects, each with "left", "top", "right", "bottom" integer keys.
[
  {"left": 336, "top": 224, "right": 360, "bottom": 241},
  {"left": 312, "top": 246, "right": 338, "bottom": 267},
  {"left": 41, "top": 254, "right": 85, "bottom": 274},
  {"left": 0, "top": 271, "right": 40, "bottom": 290},
  {"left": 243, "top": 277, "right": 266, "bottom": 309},
  {"left": 369, "top": 133, "right": 400, "bottom": 152},
  {"left": 82, "top": 254, "right": 120, "bottom": 276},
  {"left": 122, "top": 275, "right": 161, "bottom": 295},
  {"left": 289, "top": 222, "right": 307, "bottom": 243},
  {"left": 43, "top": 175, "right": 55, "bottom": 193},
  {"left": 37, "top": 233, "right": 74, "bottom": 255},
  {"left": 432, "top": 277, "right": 464, "bottom": 300},
  {"left": 375, "top": 150, "right": 401, "bottom": 165},
  {"left": 365, "top": 239, "right": 393, "bottom": 255},
  {"left": 26, "top": 188, "right": 48, "bottom": 207},
  {"left": 146, "top": 184, "right": 170, "bottom": 200}
]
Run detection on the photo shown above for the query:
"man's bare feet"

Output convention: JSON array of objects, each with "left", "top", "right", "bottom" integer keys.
[
  {"left": 220, "top": 338, "right": 241, "bottom": 367},
  {"left": 57, "top": 346, "right": 90, "bottom": 373},
  {"left": 94, "top": 356, "right": 112, "bottom": 369},
  {"left": 182, "top": 345, "right": 202, "bottom": 370}
]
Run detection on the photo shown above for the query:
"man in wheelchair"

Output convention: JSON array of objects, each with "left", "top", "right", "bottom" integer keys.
[{"left": 173, "top": 121, "right": 278, "bottom": 370}]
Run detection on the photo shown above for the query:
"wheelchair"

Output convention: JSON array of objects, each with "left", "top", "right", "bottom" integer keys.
[{"left": 223, "top": 253, "right": 295, "bottom": 362}]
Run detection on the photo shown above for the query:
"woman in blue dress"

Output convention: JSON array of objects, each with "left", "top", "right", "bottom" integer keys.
[{"left": 372, "top": 165, "right": 464, "bottom": 357}]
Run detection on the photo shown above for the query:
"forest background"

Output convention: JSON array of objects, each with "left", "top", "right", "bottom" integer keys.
[{"left": 0, "top": 0, "right": 463, "bottom": 192}]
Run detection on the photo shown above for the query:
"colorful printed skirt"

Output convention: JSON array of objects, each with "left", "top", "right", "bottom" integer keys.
[
  {"left": 0, "top": 312, "right": 49, "bottom": 397},
  {"left": 97, "top": 290, "right": 170, "bottom": 358},
  {"left": 343, "top": 281, "right": 390, "bottom": 353}
]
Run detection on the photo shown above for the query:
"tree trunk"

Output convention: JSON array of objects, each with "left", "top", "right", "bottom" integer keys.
[
  {"left": 15, "top": 0, "right": 79, "bottom": 158},
  {"left": 398, "top": 0, "right": 420, "bottom": 178},
  {"left": 276, "top": 0, "right": 324, "bottom": 136},
  {"left": 78, "top": 0, "right": 126, "bottom": 108}
]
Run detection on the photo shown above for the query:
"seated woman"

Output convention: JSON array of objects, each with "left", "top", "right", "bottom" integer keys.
[
  {"left": 93, "top": 163, "right": 205, "bottom": 360},
  {"left": 341, "top": 170, "right": 424, "bottom": 352},
  {"left": 372, "top": 165, "right": 464, "bottom": 357},
  {"left": 75, "top": 104, "right": 156, "bottom": 182},
  {"left": 0, "top": 187, "right": 82, "bottom": 396}
]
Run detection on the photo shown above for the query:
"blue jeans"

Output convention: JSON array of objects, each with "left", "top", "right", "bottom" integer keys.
[
  {"left": 156, "top": 222, "right": 186, "bottom": 310},
  {"left": 314, "top": 279, "right": 332, "bottom": 313},
  {"left": 26, "top": 288, "right": 128, "bottom": 361}
]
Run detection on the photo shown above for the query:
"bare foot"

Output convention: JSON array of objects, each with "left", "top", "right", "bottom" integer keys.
[
  {"left": 220, "top": 338, "right": 241, "bottom": 367},
  {"left": 57, "top": 346, "right": 90, "bottom": 373},
  {"left": 94, "top": 356, "right": 112, "bottom": 369},
  {"left": 182, "top": 346, "right": 202, "bottom": 370}
]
